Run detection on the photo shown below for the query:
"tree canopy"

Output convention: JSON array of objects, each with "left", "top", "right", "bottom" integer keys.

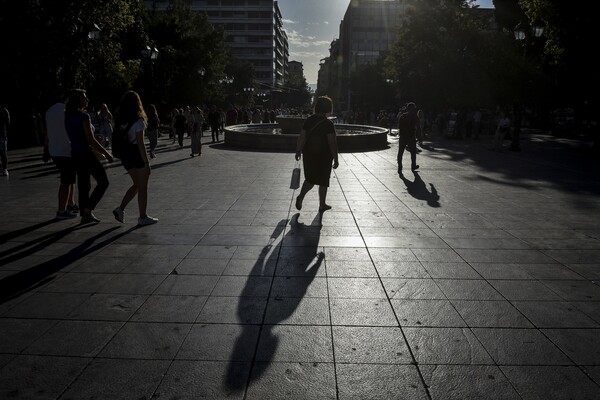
[{"left": 0, "top": 0, "right": 233, "bottom": 146}]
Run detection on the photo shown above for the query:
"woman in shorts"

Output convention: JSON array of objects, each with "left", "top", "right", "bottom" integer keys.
[{"left": 111, "top": 91, "right": 158, "bottom": 226}]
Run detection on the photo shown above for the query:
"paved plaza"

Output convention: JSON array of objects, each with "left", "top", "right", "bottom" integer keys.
[{"left": 0, "top": 129, "right": 599, "bottom": 399}]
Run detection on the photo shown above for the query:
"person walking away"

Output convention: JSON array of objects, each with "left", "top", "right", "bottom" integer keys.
[
  {"left": 294, "top": 96, "right": 339, "bottom": 213},
  {"left": 44, "top": 99, "right": 79, "bottom": 219},
  {"left": 219, "top": 108, "right": 226, "bottom": 134},
  {"left": 491, "top": 110, "right": 510, "bottom": 151},
  {"left": 397, "top": 102, "right": 420, "bottom": 173},
  {"left": 184, "top": 106, "right": 194, "bottom": 138},
  {"left": 472, "top": 108, "right": 482, "bottom": 139},
  {"left": 208, "top": 105, "right": 221, "bottom": 143},
  {"left": 98, "top": 103, "right": 114, "bottom": 148},
  {"left": 169, "top": 107, "right": 178, "bottom": 143},
  {"left": 225, "top": 104, "right": 238, "bottom": 127},
  {"left": 64, "top": 89, "right": 113, "bottom": 224},
  {"left": 416, "top": 109, "right": 425, "bottom": 146},
  {"left": 146, "top": 104, "right": 160, "bottom": 159},
  {"left": 190, "top": 106, "right": 204, "bottom": 157},
  {"left": 173, "top": 108, "right": 187, "bottom": 148},
  {"left": 111, "top": 90, "right": 158, "bottom": 227},
  {"left": 509, "top": 105, "right": 522, "bottom": 152},
  {"left": 0, "top": 105, "right": 9, "bottom": 176}
]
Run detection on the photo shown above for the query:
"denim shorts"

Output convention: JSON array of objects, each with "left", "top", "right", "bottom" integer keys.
[{"left": 120, "top": 143, "right": 145, "bottom": 170}]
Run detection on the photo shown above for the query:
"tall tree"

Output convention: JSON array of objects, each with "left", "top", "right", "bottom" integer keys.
[
  {"left": 385, "top": 0, "right": 502, "bottom": 111},
  {"left": 0, "top": 0, "right": 146, "bottom": 146},
  {"left": 518, "top": 0, "right": 595, "bottom": 112},
  {"left": 144, "top": 0, "right": 230, "bottom": 108}
]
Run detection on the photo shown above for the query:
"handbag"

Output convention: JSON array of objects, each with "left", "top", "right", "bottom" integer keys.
[{"left": 290, "top": 160, "right": 301, "bottom": 189}]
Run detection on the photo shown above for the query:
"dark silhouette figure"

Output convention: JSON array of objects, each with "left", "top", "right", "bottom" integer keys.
[
  {"left": 400, "top": 172, "right": 440, "bottom": 208},
  {"left": 509, "top": 105, "right": 522, "bottom": 152},
  {"left": 224, "top": 214, "right": 324, "bottom": 394},
  {"left": 208, "top": 105, "right": 222, "bottom": 142},
  {"left": 397, "top": 102, "right": 420, "bottom": 173},
  {"left": 295, "top": 96, "right": 339, "bottom": 213},
  {"left": 64, "top": 89, "right": 113, "bottom": 224}
]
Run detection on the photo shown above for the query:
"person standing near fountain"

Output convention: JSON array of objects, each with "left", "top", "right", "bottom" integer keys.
[
  {"left": 294, "top": 96, "right": 339, "bottom": 213},
  {"left": 397, "top": 102, "right": 420, "bottom": 173}
]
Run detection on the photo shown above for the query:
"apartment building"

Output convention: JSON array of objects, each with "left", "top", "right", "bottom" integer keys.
[{"left": 145, "top": 0, "right": 289, "bottom": 88}]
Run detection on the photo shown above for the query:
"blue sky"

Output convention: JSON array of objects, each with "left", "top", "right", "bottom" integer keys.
[{"left": 277, "top": 0, "right": 494, "bottom": 85}]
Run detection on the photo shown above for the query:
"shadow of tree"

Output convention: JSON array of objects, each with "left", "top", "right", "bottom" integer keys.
[{"left": 424, "top": 132, "right": 600, "bottom": 198}]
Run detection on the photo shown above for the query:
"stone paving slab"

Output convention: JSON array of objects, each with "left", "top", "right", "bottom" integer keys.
[{"left": 1, "top": 131, "right": 600, "bottom": 399}]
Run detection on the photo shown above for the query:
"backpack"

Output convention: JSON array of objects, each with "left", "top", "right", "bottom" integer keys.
[
  {"left": 398, "top": 112, "right": 415, "bottom": 138},
  {"left": 111, "top": 121, "right": 135, "bottom": 159}
]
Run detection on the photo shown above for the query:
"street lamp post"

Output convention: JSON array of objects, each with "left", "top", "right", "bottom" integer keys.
[
  {"left": 243, "top": 87, "right": 255, "bottom": 107},
  {"left": 141, "top": 45, "right": 159, "bottom": 103},
  {"left": 78, "top": 19, "right": 100, "bottom": 100},
  {"left": 511, "top": 22, "right": 544, "bottom": 152},
  {"left": 197, "top": 67, "right": 206, "bottom": 105},
  {"left": 219, "top": 76, "right": 234, "bottom": 103},
  {"left": 256, "top": 91, "right": 268, "bottom": 104},
  {"left": 513, "top": 22, "right": 544, "bottom": 54}
]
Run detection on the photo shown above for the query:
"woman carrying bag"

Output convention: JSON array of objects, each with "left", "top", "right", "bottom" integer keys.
[
  {"left": 111, "top": 91, "right": 158, "bottom": 227},
  {"left": 294, "top": 96, "right": 339, "bottom": 213}
]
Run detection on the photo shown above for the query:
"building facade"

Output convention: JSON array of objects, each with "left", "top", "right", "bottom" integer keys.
[
  {"left": 145, "top": 0, "right": 289, "bottom": 89},
  {"left": 287, "top": 60, "right": 303, "bottom": 84},
  {"left": 340, "top": 0, "right": 405, "bottom": 110},
  {"left": 318, "top": 0, "right": 406, "bottom": 110}
]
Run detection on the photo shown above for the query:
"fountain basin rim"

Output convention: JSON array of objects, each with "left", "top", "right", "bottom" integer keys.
[
  {"left": 224, "top": 123, "right": 389, "bottom": 152},
  {"left": 226, "top": 123, "right": 388, "bottom": 135}
]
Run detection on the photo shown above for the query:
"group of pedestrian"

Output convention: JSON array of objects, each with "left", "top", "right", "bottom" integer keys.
[
  {"left": 43, "top": 88, "right": 158, "bottom": 227},
  {"left": 169, "top": 104, "right": 215, "bottom": 156},
  {"left": 292, "top": 96, "right": 427, "bottom": 213}
]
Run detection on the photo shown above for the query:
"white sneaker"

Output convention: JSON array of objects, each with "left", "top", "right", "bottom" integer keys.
[
  {"left": 1, "top": 169, "right": 7, "bottom": 176},
  {"left": 112, "top": 207, "right": 124, "bottom": 223},
  {"left": 138, "top": 215, "right": 158, "bottom": 226}
]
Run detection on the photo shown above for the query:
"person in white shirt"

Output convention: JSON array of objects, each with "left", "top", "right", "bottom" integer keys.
[{"left": 43, "top": 100, "right": 79, "bottom": 219}]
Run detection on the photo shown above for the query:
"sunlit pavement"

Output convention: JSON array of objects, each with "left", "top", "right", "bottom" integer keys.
[{"left": 1, "top": 130, "right": 599, "bottom": 399}]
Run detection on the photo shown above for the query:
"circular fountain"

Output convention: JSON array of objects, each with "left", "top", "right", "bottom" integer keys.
[{"left": 224, "top": 115, "right": 389, "bottom": 152}]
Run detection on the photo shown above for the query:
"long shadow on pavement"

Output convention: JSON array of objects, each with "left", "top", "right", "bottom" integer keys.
[
  {"left": 0, "top": 219, "right": 60, "bottom": 244},
  {"left": 400, "top": 171, "right": 440, "bottom": 208},
  {"left": 224, "top": 213, "right": 324, "bottom": 394},
  {"left": 423, "top": 132, "right": 600, "bottom": 197},
  {"left": 0, "top": 225, "right": 136, "bottom": 304}
]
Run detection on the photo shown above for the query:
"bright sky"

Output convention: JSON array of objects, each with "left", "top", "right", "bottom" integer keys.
[{"left": 277, "top": 0, "right": 494, "bottom": 86}]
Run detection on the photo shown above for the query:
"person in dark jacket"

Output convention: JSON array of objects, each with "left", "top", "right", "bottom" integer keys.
[
  {"left": 294, "top": 96, "right": 339, "bottom": 213},
  {"left": 208, "top": 105, "right": 222, "bottom": 143},
  {"left": 64, "top": 89, "right": 113, "bottom": 223},
  {"left": 397, "top": 102, "right": 420, "bottom": 173}
]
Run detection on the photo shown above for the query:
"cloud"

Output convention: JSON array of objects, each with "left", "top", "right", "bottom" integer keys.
[
  {"left": 287, "top": 30, "right": 331, "bottom": 48},
  {"left": 289, "top": 51, "right": 328, "bottom": 59},
  {"left": 282, "top": 18, "right": 297, "bottom": 24}
]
